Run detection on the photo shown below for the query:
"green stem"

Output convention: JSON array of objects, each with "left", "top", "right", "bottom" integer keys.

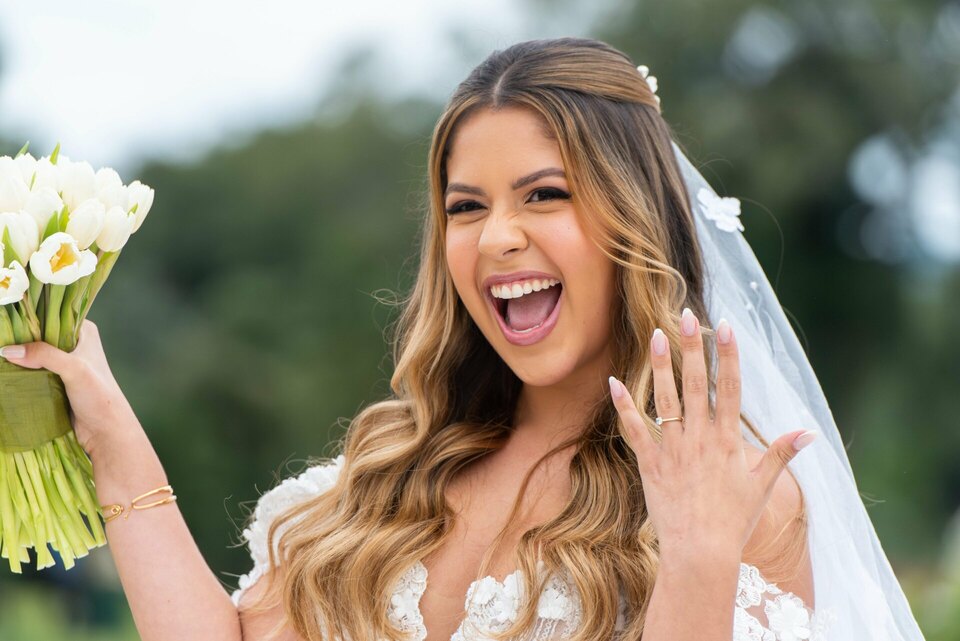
[
  {"left": 76, "top": 252, "right": 119, "bottom": 327},
  {"left": 8, "top": 305, "right": 27, "bottom": 344},
  {"left": 4, "top": 450, "right": 39, "bottom": 563},
  {"left": 0, "top": 306, "right": 16, "bottom": 345},
  {"left": 55, "top": 436, "right": 105, "bottom": 545},
  {"left": 19, "top": 286, "right": 43, "bottom": 342},
  {"left": 43, "top": 285, "right": 65, "bottom": 346},
  {"left": 44, "top": 440, "right": 95, "bottom": 550},
  {"left": 0, "top": 452, "right": 21, "bottom": 573}
]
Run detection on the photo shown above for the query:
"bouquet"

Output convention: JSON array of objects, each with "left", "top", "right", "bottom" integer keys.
[{"left": 0, "top": 142, "right": 153, "bottom": 573}]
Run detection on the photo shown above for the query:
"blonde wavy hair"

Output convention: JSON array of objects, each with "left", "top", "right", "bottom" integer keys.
[{"left": 238, "top": 36, "right": 808, "bottom": 641}]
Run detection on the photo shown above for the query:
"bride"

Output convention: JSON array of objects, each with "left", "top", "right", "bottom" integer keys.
[{"left": 2, "top": 37, "right": 925, "bottom": 640}]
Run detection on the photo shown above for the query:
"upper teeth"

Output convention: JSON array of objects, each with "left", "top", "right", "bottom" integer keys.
[{"left": 490, "top": 278, "right": 560, "bottom": 299}]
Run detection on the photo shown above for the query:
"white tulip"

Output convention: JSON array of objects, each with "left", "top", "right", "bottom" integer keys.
[
  {"left": 0, "top": 175, "right": 30, "bottom": 213},
  {"left": 28, "top": 231, "right": 97, "bottom": 285},
  {"left": 127, "top": 180, "right": 154, "bottom": 232},
  {"left": 95, "top": 167, "right": 129, "bottom": 211},
  {"left": 96, "top": 206, "right": 135, "bottom": 252},
  {"left": 23, "top": 187, "right": 64, "bottom": 232},
  {"left": 31, "top": 157, "right": 61, "bottom": 193},
  {"left": 0, "top": 212, "right": 40, "bottom": 265},
  {"left": 0, "top": 260, "right": 29, "bottom": 305},
  {"left": 59, "top": 159, "right": 97, "bottom": 211},
  {"left": 65, "top": 198, "right": 105, "bottom": 250},
  {"left": 0, "top": 157, "right": 17, "bottom": 183},
  {"left": 14, "top": 153, "right": 37, "bottom": 185}
]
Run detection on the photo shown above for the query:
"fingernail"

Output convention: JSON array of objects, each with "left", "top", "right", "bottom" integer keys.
[
  {"left": 608, "top": 375, "right": 624, "bottom": 400},
  {"left": 652, "top": 328, "right": 667, "bottom": 355},
  {"left": 681, "top": 307, "right": 696, "bottom": 337},
  {"left": 792, "top": 430, "right": 819, "bottom": 451},
  {"left": 0, "top": 345, "right": 25, "bottom": 359},
  {"left": 717, "top": 318, "right": 732, "bottom": 345}
]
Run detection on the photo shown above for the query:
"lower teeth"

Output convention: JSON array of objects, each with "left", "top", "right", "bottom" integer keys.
[{"left": 513, "top": 320, "right": 546, "bottom": 333}]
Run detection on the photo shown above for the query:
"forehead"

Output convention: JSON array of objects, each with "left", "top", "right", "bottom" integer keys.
[{"left": 446, "top": 107, "right": 562, "bottom": 178}]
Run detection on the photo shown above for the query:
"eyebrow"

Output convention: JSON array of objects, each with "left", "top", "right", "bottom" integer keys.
[{"left": 444, "top": 167, "right": 566, "bottom": 199}]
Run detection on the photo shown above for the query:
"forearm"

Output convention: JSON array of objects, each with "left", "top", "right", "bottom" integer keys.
[
  {"left": 640, "top": 545, "right": 741, "bottom": 641},
  {"left": 90, "top": 417, "right": 242, "bottom": 641}
]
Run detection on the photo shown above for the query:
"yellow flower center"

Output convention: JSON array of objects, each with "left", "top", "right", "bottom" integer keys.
[
  {"left": 0, "top": 276, "right": 8, "bottom": 290},
  {"left": 50, "top": 243, "right": 78, "bottom": 273}
]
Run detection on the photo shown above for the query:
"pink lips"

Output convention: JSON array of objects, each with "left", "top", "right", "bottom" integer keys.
[{"left": 485, "top": 281, "right": 564, "bottom": 347}]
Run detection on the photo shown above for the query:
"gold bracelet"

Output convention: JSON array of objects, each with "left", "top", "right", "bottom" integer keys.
[{"left": 101, "top": 484, "right": 177, "bottom": 523}]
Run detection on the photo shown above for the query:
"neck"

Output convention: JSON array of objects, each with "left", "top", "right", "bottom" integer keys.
[{"left": 511, "top": 368, "right": 608, "bottom": 453}]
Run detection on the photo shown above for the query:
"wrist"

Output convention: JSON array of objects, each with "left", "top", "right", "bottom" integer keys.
[{"left": 659, "top": 538, "right": 742, "bottom": 572}]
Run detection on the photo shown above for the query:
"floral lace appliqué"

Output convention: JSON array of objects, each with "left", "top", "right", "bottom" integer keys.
[
  {"left": 735, "top": 562, "right": 834, "bottom": 641},
  {"left": 698, "top": 186, "right": 745, "bottom": 233}
]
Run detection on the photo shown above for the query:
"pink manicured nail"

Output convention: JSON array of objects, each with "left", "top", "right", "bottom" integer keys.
[
  {"left": 792, "top": 430, "right": 819, "bottom": 451},
  {"left": 681, "top": 307, "right": 696, "bottom": 336},
  {"left": 717, "top": 318, "right": 732, "bottom": 344},
  {"left": 0, "top": 345, "right": 25, "bottom": 359},
  {"left": 608, "top": 376, "right": 624, "bottom": 400},
  {"left": 652, "top": 328, "right": 667, "bottom": 355}
]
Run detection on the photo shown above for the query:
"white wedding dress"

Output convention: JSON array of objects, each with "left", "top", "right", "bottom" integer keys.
[{"left": 232, "top": 456, "right": 835, "bottom": 640}]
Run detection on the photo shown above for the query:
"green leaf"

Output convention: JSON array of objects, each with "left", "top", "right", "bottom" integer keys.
[
  {"left": 57, "top": 206, "right": 70, "bottom": 232},
  {"left": 49, "top": 142, "right": 61, "bottom": 165},
  {"left": 14, "top": 141, "right": 30, "bottom": 158},
  {"left": 1, "top": 227, "right": 17, "bottom": 268},
  {"left": 41, "top": 207, "right": 63, "bottom": 242}
]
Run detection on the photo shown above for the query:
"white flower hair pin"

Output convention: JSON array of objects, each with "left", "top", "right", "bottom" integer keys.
[
  {"left": 636, "top": 64, "right": 660, "bottom": 105},
  {"left": 697, "top": 187, "right": 745, "bottom": 233}
]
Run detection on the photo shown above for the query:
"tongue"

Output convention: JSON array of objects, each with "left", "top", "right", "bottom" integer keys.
[{"left": 506, "top": 286, "right": 561, "bottom": 331}]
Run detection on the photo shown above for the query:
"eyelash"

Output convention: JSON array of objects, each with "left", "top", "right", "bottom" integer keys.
[{"left": 444, "top": 187, "right": 571, "bottom": 216}]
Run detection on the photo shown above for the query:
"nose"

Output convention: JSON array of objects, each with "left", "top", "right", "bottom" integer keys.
[{"left": 477, "top": 206, "right": 527, "bottom": 259}]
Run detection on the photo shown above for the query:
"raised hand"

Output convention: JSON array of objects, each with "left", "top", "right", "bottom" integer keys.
[{"left": 608, "top": 307, "right": 818, "bottom": 559}]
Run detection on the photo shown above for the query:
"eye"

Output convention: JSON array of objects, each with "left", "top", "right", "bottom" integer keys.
[
  {"left": 445, "top": 200, "right": 482, "bottom": 216},
  {"left": 444, "top": 187, "right": 571, "bottom": 216},
  {"left": 528, "top": 187, "right": 570, "bottom": 204}
]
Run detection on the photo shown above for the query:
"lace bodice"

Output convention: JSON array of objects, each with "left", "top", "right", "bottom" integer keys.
[{"left": 232, "top": 458, "right": 835, "bottom": 640}]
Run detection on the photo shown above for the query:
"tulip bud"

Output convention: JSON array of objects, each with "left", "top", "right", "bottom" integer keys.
[
  {"left": 96, "top": 206, "right": 135, "bottom": 252},
  {"left": 0, "top": 212, "right": 40, "bottom": 265},
  {"left": 127, "top": 180, "right": 154, "bottom": 233},
  {"left": 31, "top": 157, "right": 61, "bottom": 192},
  {"left": 65, "top": 198, "right": 106, "bottom": 250},
  {"left": 59, "top": 159, "right": 97, "bottom": 211},
  {"left": 23, "top": 187, "right": 63, "bottom": 232},
  {"left": 0, "top": 175, "right": 30, "bottom": 213},
  {"left": 14, "top": 153, "right": 38, "bottom": 185},
  {"left": 95, "top": 167, "right": 129, "bottom": 211}
]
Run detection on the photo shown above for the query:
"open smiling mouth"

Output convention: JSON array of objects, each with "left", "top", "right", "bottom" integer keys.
[{"left": 487, "top": 282, "right": 564, "bottom": 346}]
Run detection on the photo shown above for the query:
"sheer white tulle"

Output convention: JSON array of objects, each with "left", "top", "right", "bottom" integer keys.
[{"left": 232, "top": 459, "right": 833, "bottom": 640}]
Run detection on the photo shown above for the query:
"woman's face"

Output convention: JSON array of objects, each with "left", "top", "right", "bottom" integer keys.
[{"left": 444, "top": 106, "right": 618, "bottom": 387}]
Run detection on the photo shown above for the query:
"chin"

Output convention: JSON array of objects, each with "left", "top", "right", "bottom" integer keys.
[{"left": 502, "top": 353, "right": 579, "bottom": 387}]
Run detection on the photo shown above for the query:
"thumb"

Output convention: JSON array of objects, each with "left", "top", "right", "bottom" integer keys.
[
  {"left": 0, "top": 341, "right": 81, "bottom": 382},
  {"left": 754, "top": 429, "right": 819, "bottom": 493}
]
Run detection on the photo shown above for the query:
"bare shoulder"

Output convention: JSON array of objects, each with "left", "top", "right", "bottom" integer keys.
[
  {"left": 741, "top": 441, "right": 816, "bottom": 608},
  {"left": 238, "top": 571, "right": 305, "bottom": 641}
]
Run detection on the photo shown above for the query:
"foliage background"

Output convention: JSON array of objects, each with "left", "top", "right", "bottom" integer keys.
[{"left": 0, "top": 1, "right": 957, "bottom": 638}]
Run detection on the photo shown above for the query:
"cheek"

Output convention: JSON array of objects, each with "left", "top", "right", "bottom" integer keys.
[{"left": 445, "top": 233, "right": 479, "bottom": 298}]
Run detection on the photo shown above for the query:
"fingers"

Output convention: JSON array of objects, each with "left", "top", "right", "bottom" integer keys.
[
  {"left": 649, "top": 327, "right": 683, "bottom": 450},
  {"left": 714, "top": 318, "right": 741, "bottom": 435},
  {"left": 609, "top": 375, "right": 656, "bottom": 473},
  {"left": 678, "top": 307, "right": 709, "bottom": 431},
  {"left": 752, "top": 429, "right": 819, "bottom": 496},
  {"left": 0, "top": 340, "right": 82, "bottom": 382}
]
